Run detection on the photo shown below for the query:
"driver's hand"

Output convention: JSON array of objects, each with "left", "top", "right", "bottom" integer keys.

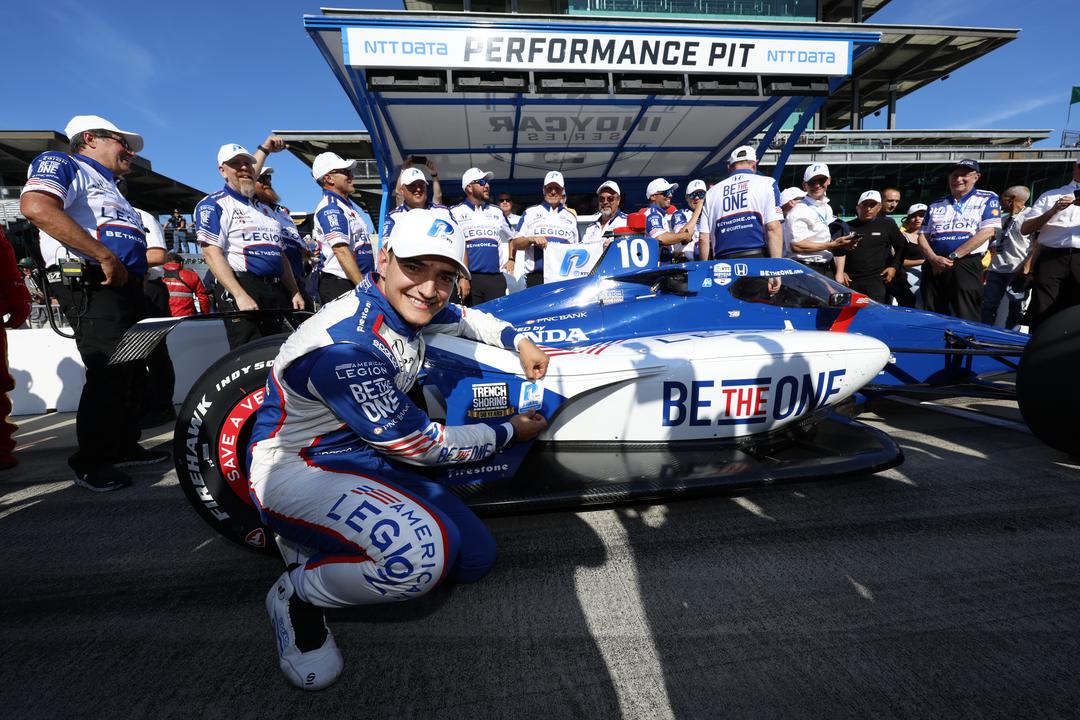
[
  {"left": 518, "top": 338, "right": 549, "bottom": 380},
  {"left": 510, "top": 410, "right": 548, "bottom": 442}
]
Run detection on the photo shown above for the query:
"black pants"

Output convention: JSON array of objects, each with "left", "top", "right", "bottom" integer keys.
[
  {"left": 215, "top": 274, "right": 292, "bottom": 350},
  {"left": 922, "top": 254, "right": 983, "bottom": 321},
  {"left": 142, "top": 279, "right": 175, "bottom": 414},
  {"left": 715, "top": 248, "right": 766, "bottom": 260},
  {"left": 318, "top": 273, "right": 355, "bottom": 306},
  {"left": 525, "top": 271, "right": 544, "bottom": 288},
  {"left": 467, "top": 272, "right": 507, "bottom": 306},
  {"left": 888, "top": 273, "right": 917, "bottom": 308},
  {"left": 1026, "top": 246, "right": 1080, "bottom": 330},
  {"left": 49, "top": 274, "right": 146, "bottom": 473},
  {"left": 849, "top": 274, "right": 888, "bottom": 303}
]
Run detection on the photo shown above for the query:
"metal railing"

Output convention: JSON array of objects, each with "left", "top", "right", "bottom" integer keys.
[
  {"left": 17, "top": 304, "right": 69, "bottom": 330},
  {"left": 566, "top": 0, "right": 815, "bottom": 17}
]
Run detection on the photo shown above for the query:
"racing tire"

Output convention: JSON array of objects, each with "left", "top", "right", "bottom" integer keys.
[
  {"left": 173, "top": 335, "right": 286, "bottom": 553},
  {"left": 1017, "top": 305, "right": 1080, "bottom": 457}
]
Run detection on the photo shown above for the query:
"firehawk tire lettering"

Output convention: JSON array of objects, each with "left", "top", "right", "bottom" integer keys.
[{"left": 173, "top": 335, "right": 286, "bottom": 553}]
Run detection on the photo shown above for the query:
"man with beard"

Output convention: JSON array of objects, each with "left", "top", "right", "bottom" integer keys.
[
  {"left": 195, "top": 143, "right": 304, "bottom": 349},
  {"left": 255, "top": 166, "right": 312, "bottom": 311},
  {"left": 449, "top": 167, "right": 513, "bottom": 305},
  {"left": 20, "top": 114, "right": 169, "bottom": 490},
  {"left": 311, "top": 152, "right": 377, "bottom": 304},
  {"left": 582, "top": 180, "right": 627, "bottom": 246}
]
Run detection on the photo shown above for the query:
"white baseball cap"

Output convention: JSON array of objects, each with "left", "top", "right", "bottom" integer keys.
[
  {"left": 803, "top": 163, "right": 831, "bottom": 183},
  {"left": 384, "top": 209, "right": 470, "bottom": 280},
  {"left": 311, "top": 151, "right": 357, "bottom": 180},
  {"left": 543, "top": 170, "right": 565, "bottom": 188},
  {"left": 597, "top": 180, "right": 621, "bottom": 195},
  {"left": 461, "top": 167, "right": 494, "bottom": 190},
  {"left": 858, "top": 190, "right": 882, "bottom": 205},
  {"left": 217, "top": 143, "right": 256, "bottom": 166},
  {"left": 686, "top": 179, "right": 707, "bottom": 195},
  {"left": 400, "top": 167, "right": 428, "bottom": 187},
  {"left": 258, "top": 166, "right": 274, "bottom": 178},
  {"left": 646, "top": 178, "right": 678, "bottom": 198},
  {"left": 64, "top": 115, "right": 144, "bottom": 154},
  {"left": 779, "top": 186, "right": 807, "bottom": 205},
  {"left": 728, "top": 145, "right": 757, "bottom": 164},
  {"left": 906, "top": 203, "right": 928, "bottom": 216}
]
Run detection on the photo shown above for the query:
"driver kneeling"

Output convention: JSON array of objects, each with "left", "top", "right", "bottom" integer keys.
[{"left": 246, "top": 209, "right": 549, "bottom": 690}]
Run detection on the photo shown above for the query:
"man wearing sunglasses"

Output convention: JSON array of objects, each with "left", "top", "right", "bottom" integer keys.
[
  {"left": 511, "top": 171, "right": 580, "bottom": 287},
  {"left": 311, "top": 152, "right": 377, "bottom": 303},
  {"left": 21, "top": 114, "right": 170, "bottom": 491},
  {"left": 196, "top": 144, "right": 305, "bottom": 350},
  {"left": 671, "top": 180, "right": 707, "bottom": 261},
  {"left": 497, "top": 193, "right": 520, "bottom": 228},
  {"left": 449, "top": 167, "right": 513, "bottom": 304},
  {"left": 644, "top": 178, "right": 700, "bottom": 264},
  {"left": 582, "top": 180, "right": 628, "bottom": 246},
  {"left": 697, "top": 146, "right": 782, "bottom": 261},
  {"left": 784, "top": 162, "right": 858, "bottom": 280}
]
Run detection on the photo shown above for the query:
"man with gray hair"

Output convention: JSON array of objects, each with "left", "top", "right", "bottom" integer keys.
[{"left": 980, "top": 186, "right": 1033, "bottom": 328}]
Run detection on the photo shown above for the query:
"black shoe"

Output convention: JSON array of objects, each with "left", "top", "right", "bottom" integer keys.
[
  {"left": 73, "top": 466, "right": 132, "bottom": 492},
  {"left": 114, "top": 445, "right": 171, "bottom": 468}
]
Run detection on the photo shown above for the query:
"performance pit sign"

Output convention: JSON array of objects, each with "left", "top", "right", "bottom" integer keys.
[{"left": 344, "top": 27, "right": 851, "bottom": 76}]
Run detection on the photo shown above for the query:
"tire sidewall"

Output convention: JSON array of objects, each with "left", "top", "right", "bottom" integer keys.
[{"left": 173, "top": 335, "right": 285, "bottom": 553}]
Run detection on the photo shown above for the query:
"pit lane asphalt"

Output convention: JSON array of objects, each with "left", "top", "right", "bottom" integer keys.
[{"left": 4, "top": 396, "right": 1079, "bottom": 720}]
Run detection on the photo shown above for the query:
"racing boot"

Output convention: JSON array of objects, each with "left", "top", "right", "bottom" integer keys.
[{"left": 266, "top": 569, "right": 343, "bottom": 691}]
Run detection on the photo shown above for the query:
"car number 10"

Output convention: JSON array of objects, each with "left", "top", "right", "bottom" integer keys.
[{"left": 617, "top": 237, "right": 650, "bottom": 268}]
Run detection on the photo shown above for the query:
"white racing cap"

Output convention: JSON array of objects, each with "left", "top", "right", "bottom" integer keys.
[
  {"left": 543, "top": 170, "right": 565, "bottom": 188},
  {"left": 646, "top": 178, "right": 678, "bottom": 198},
  {"left": 803, "top": 163, "right": 831, "bottom": 183},
  {"left": 858, "top": 190, "right": 882, "bottom": 205},
  {"left": 906, "top": 203, "right": 928, "bottom": 216},
  {"left": 385, "top": 209, "right": 470, "bottom": 280},
  {"left": 217, "top": 143, "right": 257, "bottom": 166},
  {"left": 686, "top": 179, "right": 707, "bottom": 195},
  {"left": 461, "top": 167, "right": 494, "bottom": 190},
  {"left": 597, "top": 180, "right": 621, "bottom": 195},
  {"left": 311, "top": 151, "right": 357, "bottom": 180},
  {"left": 728, "top": 145, "right": 757, "bottom": 164},
  {"left": 64, "top": 115, "right": 144, "bottom": 153},
  {"left": 400, "top": 167, "right": 428, "bottom": 186},
  {"left": 779, "top": 186, "right": 807, "bottom": 205},
  {"left": 258, "top": 166, "right": 274, "bottom": 178}
]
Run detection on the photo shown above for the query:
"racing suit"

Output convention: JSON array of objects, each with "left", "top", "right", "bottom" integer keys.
[{"left": 247, "top": 275, "right": 523, "bottom": 608}]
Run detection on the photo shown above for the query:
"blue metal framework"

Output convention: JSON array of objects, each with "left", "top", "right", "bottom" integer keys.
[{"left": 304, "top": 12, "right": 880, "bottom": 226}]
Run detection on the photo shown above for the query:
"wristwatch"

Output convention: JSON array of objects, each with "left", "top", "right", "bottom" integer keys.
[{"left": 947, "top": 251, "right": 959, "bottom": 261}]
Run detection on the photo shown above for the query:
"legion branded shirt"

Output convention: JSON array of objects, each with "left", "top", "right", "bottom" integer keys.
[
  {"left": 922, "top": 188, "right": 1001, "bottom": 257},
  {"left": 23, "top": 152, "right": 147, "bottom": 272},
  {"left": 313, "top": 190, "right": 376, "bottom": 279},
  {"left": 449, "top": 200, "right": 514, "bottom": 274},
  {"left": 514, "top": 201, "right": 579, "bottom": 274},
  {"left": 195, "top": 184, "right": 284, "bottom": 277}
]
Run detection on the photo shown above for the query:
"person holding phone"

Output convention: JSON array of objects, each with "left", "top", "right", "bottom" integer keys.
[
  {"left": 840, "top": 190, "right": 906, "bottom": 302},
  {"left": 784, "top": 162, "right": 858, "bottom": 279},
  {"left": 1020, "top": 158, "right": 1080, "bottom": 329}
]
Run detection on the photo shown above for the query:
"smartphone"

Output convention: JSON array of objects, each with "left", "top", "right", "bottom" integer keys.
[
  {"left": 851, "top": 232, "right": 864, "bottom": 242},
  {"left": 410, "top": 155, "right": 428, "bottom": 165}
]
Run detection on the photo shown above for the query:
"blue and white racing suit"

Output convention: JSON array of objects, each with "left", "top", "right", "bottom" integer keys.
[{"left": 247, "top": 275, "right": 524, "bottom": 609}]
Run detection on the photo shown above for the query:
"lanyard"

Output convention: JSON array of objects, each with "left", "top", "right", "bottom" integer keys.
[{"left": 802, "top": 197, "right": 829, "bottom": 225}]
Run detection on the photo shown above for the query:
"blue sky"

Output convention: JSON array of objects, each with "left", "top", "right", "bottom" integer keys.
[{"left": 5, "top": 0, "right": 1076, "bottom": 216}]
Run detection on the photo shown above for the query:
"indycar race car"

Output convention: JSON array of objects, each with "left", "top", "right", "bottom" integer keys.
[{"left": 116, "top": 233, "right": 1045, "bottom": 552}]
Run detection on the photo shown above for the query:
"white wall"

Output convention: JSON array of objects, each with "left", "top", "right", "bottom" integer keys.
[{"left": 9, "top": 319, "right": 230, "bottom": 416}]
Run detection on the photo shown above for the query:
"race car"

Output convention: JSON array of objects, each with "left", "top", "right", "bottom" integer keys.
[{"left": 118, "top": 233, "right": 1039, "bottom": 551}]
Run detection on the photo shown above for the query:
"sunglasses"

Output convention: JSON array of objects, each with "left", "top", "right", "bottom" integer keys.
[
  {"left": 472, "top": 179, "right": 489, "bottom": 187},
  {"left": 257, "top": 175, "right": 272, "bottom": 185},
  {"left": 96, "top": 132, "right": 131, "bottom": 152},
  {"left": 332, "top": 169, "right": 354, "bottom": 179},
  {"left": 806, "top": 177, "right": 828, "bottom": 187},
  {"left": 688, "top": 191, "right": 705, "bottom": 200},
  {"left": 498, "top": 197, "right": 512, "bottom": 203},
  {"left": 543, "top": 185, "right": 563, "bottom": 194}
]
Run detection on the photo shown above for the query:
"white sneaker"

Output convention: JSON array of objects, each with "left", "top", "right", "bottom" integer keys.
[{"left": 266, "top": 570, "right": 344, "bottom": 690}]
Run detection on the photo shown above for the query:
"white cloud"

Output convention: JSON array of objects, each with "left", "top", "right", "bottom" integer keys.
[{"left": 964, "top": 93, "right": 1062, "bottom": 127}]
